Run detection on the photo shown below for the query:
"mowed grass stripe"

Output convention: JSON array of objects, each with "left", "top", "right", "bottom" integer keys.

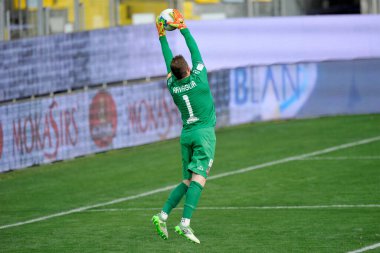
[{"left": 1, "top": 135, "right": 379, "bottom": 230}]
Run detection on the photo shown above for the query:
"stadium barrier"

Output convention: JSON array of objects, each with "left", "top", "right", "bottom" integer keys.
[
  {"left": 1, "top": 15, "right": 380, "bottom": 102},
  {"left": 1, "top": 59, "right": 379, "bottom": 172}
]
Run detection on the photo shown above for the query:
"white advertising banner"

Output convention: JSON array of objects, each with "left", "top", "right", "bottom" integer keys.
[
  {"left": 1, "top": 59, "right": 379, "bottom": 172},
  {"left": 0, "top": 81, "right": 182, "bottom": 172},
  {"left": 0, "top": 93, "right": 87, "bottom": 171}
]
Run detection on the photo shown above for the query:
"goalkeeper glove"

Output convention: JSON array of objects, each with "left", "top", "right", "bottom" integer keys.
[
  {"left": 156, "top": 16, "right": 166, "bottom": 37},
  {"left": 168, "top": 9, "right": 187, "bottom": 30}
]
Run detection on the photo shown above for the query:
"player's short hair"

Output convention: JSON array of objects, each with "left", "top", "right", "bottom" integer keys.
[{"left": 170, "top": 55, "right": 189, "bottom": 80}]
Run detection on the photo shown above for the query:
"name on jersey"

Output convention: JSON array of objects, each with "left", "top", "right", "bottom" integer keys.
[{"left": 172, "top": 81, "right": 197, "bottom": 94}]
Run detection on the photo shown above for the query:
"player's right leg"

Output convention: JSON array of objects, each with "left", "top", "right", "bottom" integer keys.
[
  {"left": 152, "top": 140, "right": 192, "bottom": 240},
  {"left": 152, "top": 180, "right": 189, "bottom": 240}
]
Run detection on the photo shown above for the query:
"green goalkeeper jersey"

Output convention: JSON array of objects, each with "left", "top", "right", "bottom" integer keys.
[{"left": 159, "top": 28, "right": 216, "bottom": 132}]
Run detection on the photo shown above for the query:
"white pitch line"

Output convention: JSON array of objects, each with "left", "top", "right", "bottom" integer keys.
[
  {"left": 299, "top": 156, "right": 380, "bottom": 160},
  {"left": 346, "top": 243, "right": 380, "bottom": 253},
  {"left": 1, "top": 135, "right": 380, "bottom": 230},
  {"left": 85, "top": 204, "right": 380, "bottom": 212},
  {"left": 0, "top": 185, "right": 177, "bottom": 230},
  {"left": 206, "top": 136, "right": 380, "bottom": 181}
]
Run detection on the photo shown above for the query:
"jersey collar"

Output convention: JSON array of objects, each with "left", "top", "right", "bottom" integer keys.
[{"left": 177, "top": 75, "right": 191, "bottom": 84}]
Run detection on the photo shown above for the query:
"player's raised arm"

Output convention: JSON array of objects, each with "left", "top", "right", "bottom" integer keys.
[
  {"left": 169, "top": 10, "right": 203, "bottom": 66},
  {"left": 156, "top": 16, "right": 173, "bottom": 74}
]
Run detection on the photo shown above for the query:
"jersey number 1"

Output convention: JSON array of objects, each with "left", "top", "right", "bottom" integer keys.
[{"left": 183, "top": 95, "right": 199, "bottom": 124}]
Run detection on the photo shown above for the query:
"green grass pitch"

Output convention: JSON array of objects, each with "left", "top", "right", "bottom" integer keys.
[{"left": 1, "top": 114, "right": 380, "bottom": 253}]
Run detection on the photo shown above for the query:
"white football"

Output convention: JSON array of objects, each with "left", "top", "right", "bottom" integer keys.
[{"left": 159, "top": 9, "right": 176, "bottom": 31}]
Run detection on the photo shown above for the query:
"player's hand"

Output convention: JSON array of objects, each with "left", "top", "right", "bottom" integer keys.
[
  {"left": 168, "top": 9, "right": 187, "bottom": 30},
  {"left": 156, "top": 16, "right": 166, "bottom": 37}
]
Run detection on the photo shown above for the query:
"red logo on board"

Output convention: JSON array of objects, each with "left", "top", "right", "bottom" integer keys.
[
  {"left": 0, "top": 122, "right": 3, "bottom": 160},
  {"left": 89, "top": 91, "right": 118, "bottom": 148}
]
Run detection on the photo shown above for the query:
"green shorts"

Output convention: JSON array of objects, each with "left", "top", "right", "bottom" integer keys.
[{"left": 180, "top": 127, "right": 216, "bottom": 180}]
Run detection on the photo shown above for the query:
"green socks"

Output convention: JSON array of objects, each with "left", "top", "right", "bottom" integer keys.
[
  {"left": 183, "top": 181, "right": 203, "bottom": 219},
  {"left": 162, "top": 182, "right": 189, "bottom": 215},
  {"left": 162, "top": 181, "right": 204, "bottom": 220}
]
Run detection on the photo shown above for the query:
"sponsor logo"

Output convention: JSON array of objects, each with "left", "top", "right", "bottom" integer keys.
[
  {"left": 0, "top": 122, "right": 3, "bottom": 160},
  {"left": 12, "top": 100, "right": 78, "bottom": 160},
  {"left": 192, "top": 63, "right": 204, "bottom": 75},
  {"left": 196, "top": 63, "right": 204, "bottom": 71},
  {"left": 126, "top": 86, "right": 182, "bottom": 141},
  {"left": 206, "top": 159, "right": 213, "bottom": 176},
  {"left": 230, "top": 63, "right": 318, "bottom": 124},
  {"left": 208, "top": 159, "right": 214, "bottom": 168},
  {"left": 90, "top": 90, "right": 118, "bottom": 148}
]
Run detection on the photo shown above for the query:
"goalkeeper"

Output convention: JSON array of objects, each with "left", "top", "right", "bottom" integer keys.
[{"left": 151, "top": 10, "right": 216, "bottom": 244}]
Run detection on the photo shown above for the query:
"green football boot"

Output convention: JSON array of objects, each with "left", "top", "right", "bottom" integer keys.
[
  {"left": 174, "top": 223, "right": 200, "bottom": 244},
  {"left": 151, "top": 214, "right": 168, "bottom": 240}
]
